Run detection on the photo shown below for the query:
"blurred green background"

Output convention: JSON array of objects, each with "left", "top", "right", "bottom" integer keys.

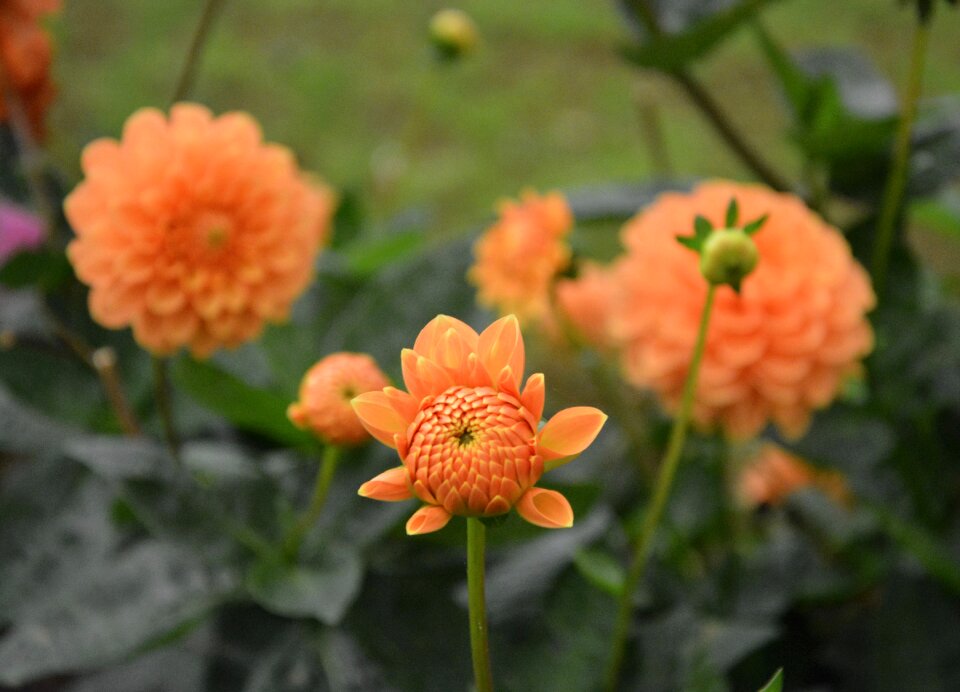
[{"left": 49, "top": 1, "right": 960, "bottom": 234}]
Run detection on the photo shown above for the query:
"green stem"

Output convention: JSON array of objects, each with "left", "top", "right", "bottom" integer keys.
[
  {"left": 152, "top": 356, "right": 180, "bottom": 462},
  {"left": 871, "top": 17, "right": 930, "bottom": 297},
  {"left": 170, "top": 0, "right": 227, "bottom": 104},
  {"left": 604, "top": 284, "right": 717, "bottom": 692},
  {"left": 467, "top": 517, "right": 494, "bottom": 692},
  {"left": 283, "top": 446, "right": 341, "bottom": 561}
]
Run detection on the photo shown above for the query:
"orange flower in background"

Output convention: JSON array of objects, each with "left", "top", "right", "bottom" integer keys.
[
  {"left": 611, "top": 181, "right": 875, "bottom": 439},
  {"left": 555, "top": 261, "right": 616, "bottom": 349},
  {"left": 353, "top": 314, "right": 607, "bottom": 535},
  {"left": 738, "top": 444, "right": 850, "bottom": 508},
  {"left": 288, "top": 352, "right": 390, "bottom": 446},
  {"left": 469, "top": 190, "right": 573, "bottom": 324},
  {"left": 0, "top": 0, "right": 60, "bottom": 139},
  {"left": 65, "top": 103, "right": 335, "bottom": 357}
]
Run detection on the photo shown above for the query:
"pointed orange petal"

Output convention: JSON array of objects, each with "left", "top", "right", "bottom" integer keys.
[
  {"left": 414, "top": 315, "right": 478, "bottom": 359},
  {"left": 478, "top": 314, "right": 525, "bottom": 389},
  {"left": 516, "top": 487, "right": 574, "bottom": 529},
  {"left": 496, "top": 366, "right": 521, "bottom": 400},
  {"left": 406, "top": 505, "right": 453, "bottom": 535},
  {"left": 351, "top": 391, "right": 407, "bottom": 449},
  {"left": 436, "top": 327, "right": 469, "bottom": 377},
  {"left": 401, "top": 349, "right": 427, "bottom": 401},
  {"left": 383, "top": 386, "right": 419, "bottom": 422},
  {"left": 414, "top": 354, "right": 456, "bottom": 399},
  {"left": 520, "top": 373, "right": 545, "bottom": 422},
  {"left": 358, "top": 466, "right": 414, "bottom": 501},
  {"left": 538, "top": 406, "right": 608, "bottom": 464}
]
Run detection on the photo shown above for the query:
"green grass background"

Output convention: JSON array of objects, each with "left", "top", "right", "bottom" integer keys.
[{"left": 48, "top": 1, "right": 960, "bottom": 235}]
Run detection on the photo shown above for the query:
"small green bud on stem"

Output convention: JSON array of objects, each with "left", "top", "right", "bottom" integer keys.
[
  {"left": 699, "top": 228, "right": 759, "bottom": 292},
  {"left": 429, "top": 9, "right": 479, "bottom": 62}
]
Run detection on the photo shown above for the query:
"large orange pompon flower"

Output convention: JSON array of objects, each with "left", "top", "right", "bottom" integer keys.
[
  {"left": 469, "top": 190, "right": 573, "bottom": 325},
  {"left": 288, "top": 352, "right": 390, "bottom": 446},
  {"left": 611, "top": 181, "right": 875, "bottom": 440},
  {"left": 65, "top": 103, "right": 336, "bottom": 357},
  {"left": 0, "top": 0, "right": 61, "bottom": 139},
  {"left": 353, "top": 314, "right": 607, "bottom": 535}
]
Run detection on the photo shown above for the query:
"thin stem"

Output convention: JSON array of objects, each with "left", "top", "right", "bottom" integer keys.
[
  {"left": 467, "top": 517, "right": 494, "bottom": 692},
  {"left": 626, "top": 0, "right": 792, "bottom": 191},
  {"left": 870, "top": 17, "right": 930, "bottom": 297},
  {"left": 604, "top": 285, "right": 717, "bottom": 692},
  {"left": 153, "top": 356, "right": 180, "bottom": 461},
  {"left": 283, "top": 445, "right": 341, "bottom": 561},
  {"left": 170, "top": 0, "right": 227, "bottom": 104}
]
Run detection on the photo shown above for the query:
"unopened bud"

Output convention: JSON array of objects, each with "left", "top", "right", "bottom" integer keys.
[
  {"left": 429, "top": 9, "right": 479, "bottom": 62},
  {"left": 699, "top": 228, "right": 759, "bottom": 291}
]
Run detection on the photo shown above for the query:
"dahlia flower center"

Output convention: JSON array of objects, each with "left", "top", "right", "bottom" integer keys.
[
  {"left": 164, "top": 210, "right": 236, "bottom": 261},
  {"left": 404, "top": 385, "right": 543, "bottom": 517}
]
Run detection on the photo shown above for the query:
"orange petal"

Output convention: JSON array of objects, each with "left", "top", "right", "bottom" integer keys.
[
  {"left": 406, "top": 505, "right": 453, "bottom": 535},
  {"left": 478, "top": 314, "right": 525, "bottom": 389},
  {"left": 414, "top": 315, "right": 479, "bottom": 359},
  {"left": 403, "top": 351, "right": 455, "bottom": 401},
  {"left": 538, "top": 406, "right": 607, "bottom": 465},
  {"left": 358, "top": 466, "right": 414, "bottom": 502},
  {"left": 383, "top": 386, "right": 419, "bottom": 422},
  {"left": 516, "top": 487, "right": 574, "bottom": 529},
  {"left": 351, "top": 391, "right": 407, "bottom": 449},
  {"left": 520, "top": 373, "right": 545, "bottom": 422}
]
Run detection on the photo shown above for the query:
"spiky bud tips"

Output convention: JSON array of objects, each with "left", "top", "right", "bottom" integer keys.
[
  {"left": 699, "top": 228, "right": 759, "bottom": 292},
  {"left": 429, "top": 9, "right": 479, "bottom": 62}
]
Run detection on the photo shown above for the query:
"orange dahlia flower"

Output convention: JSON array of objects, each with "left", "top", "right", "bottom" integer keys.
[
  {"left": 0, "top": 0, "right": 60, "bottom": 139},
  {"left": 288, "top": 352, "right": 390, "bottom": 446},
  {"left": 738, "top": 444, "right": 850, "bottom": 508},
  {"left": 354, "top": 314, "right": 607, "bottom": 535},
  {"left": 611, "top": 181, "right": 875, "bottom": 439},
  {"left": 65, "top": 103, "right": 335, "bottom": 357},
  {"left": 469, "top": 190, "right": 573, "bottom": 325},
  {"left": 555, "top": 261, "right": 616, "bottom": 349}
]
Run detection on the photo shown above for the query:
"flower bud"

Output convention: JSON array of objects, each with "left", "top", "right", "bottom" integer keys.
[
  {"left": 429, "top": 9, "right": 479, "bottom": 62},
  {"left": 699, "top": 228, "right": 759, "bottom": 291}
]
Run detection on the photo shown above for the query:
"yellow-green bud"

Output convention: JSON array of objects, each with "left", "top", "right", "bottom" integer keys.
[
  {"left": 699, "top": 228, "right": 759, "bottom": 291},
  {"left": 429, "top": 9, "right": 479, "bottom": 62}
]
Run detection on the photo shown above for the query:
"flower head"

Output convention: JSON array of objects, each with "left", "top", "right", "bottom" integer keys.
[
  {"left": 738, "top": 444, "right": 849, "bottom": 508},
  {"left": 354, "top": 314, "right": 607, "bottom": 535},
  {"left": 611, "top": 181, "right": 875, "bottom": 439},
  {"left": 555, "top": 261, "right": 616, "bottom": 349},
  {"left": 469, "top": 191, "right": 573, "bottom": 325},
  {"left": 65, "top": 103, "right": 335, "bottom": 357},
  {"left": 288, "top": 352, "right": 390, "bottom": 446},
  {"left": 0, "top": 0, "right": 60, "bottom": 138}
]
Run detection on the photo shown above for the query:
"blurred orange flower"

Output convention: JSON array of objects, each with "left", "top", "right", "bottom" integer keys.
[
  {"left": 738, "top": 444, "right": 850, "bottom": 508},
  {"left": 65, "top": 103, "right": 335, "bottom": 357},
  {"left": 555, "top": 261, "right": 616, "bottom": 348},
  {"left": 0, "top": 0, "right": 60, "bottom": 138},
  {"left": 469, "top": 190, "right": 573, "bottom": 325},
  {"left": 611, "top": 181, "right": 874, "bottom": 439},
  {"left": 353, "top": 314, "right": 607, "bottom": 535},
  {"left": 288, "top": 352, "right": 390, "bottom": 446}
]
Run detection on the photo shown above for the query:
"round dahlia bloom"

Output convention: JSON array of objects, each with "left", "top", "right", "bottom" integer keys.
[
  {"left": 65, "top": 103, "right": 335, "bottom": 357},
  {"left": 738, "top": 444, "right": 849, "bottom": 508},
  {"left": 288, "top": 352, "right": 390, "bottom": 446},
  {"left": 0, "top": 0, "right": 60, "bottom": 138},
  {"left": 469, "top": 191, "right": 573, "bottom": 325},
  {"left": 353, "top": 314, "right": 607, "bottom": 535},
  {"left": 611, "top": 181, "right": 875, "bottom": 439},
  {"left": 555, "top": 261, "right": 616, "bottom": 349}
]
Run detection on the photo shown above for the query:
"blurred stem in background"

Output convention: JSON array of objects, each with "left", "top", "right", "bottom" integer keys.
[
  {"left": 152, "top": 357, "right": 180, "bottom": 461},
  {"left": 467, "top": 517, "right": 494, "bottom": 692},
  {"left": 870, "top": 13, "right": 931, "bottom": 296},
  {"left": 171, "top": 0, "right": 227, "bottom": 104},
  {"left": 624, "top": 0, "right": 792, "bottom": 192},
  {"left": 282, "top": 445, "right": 341, "bottom": 561},
  {"left": 604, "top": 284, "right": 717, "bottom": 692}
]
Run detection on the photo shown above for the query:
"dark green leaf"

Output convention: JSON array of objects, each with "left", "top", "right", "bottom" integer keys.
[
  {"left": 758, "top": 668, "right": 783, "bottom": 692},
  {"left": 340, "top": 229, "right": 425, "bottom": 278},
  {"left": 0, "top": 249, "right": 71, "bottom": 292},
  {"left": 743, "top": 214, "right": 768, "bottom": 236},
  {"left": 725, "top": 198, "right": 739, "bottom": 227},
  {"left": 870, "top": 505, "right": 960, "bottom": 597},
  {"left": 573, "top": 547, "right": 626, "bottom": 597}
]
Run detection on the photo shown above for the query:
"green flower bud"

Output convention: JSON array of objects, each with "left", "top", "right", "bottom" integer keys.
[
  {"left": 429, "top": 9, "right": 479, "bottom": 62},
  {"left": 699, "top": 228, "right": 759, "bottom": 292}
]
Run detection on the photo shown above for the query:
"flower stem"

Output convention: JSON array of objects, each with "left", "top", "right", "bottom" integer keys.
[
  {"left": 283, "top": 445, "right": 341, "bottom": 561},
  {"left": 152, "top": 356, "right": 180, "bottom": 462},
  {"left": 171, "top": 0, "right": 227, "bottom": 103},
  {"left": 604, "top": 284, "right": 717, "bottom": 692},
  {"left": 870, "top": 16, "right": 930, "bottom": 297},
  {"left": 467, "top": 517, "right": 494, "bottom": 692}
]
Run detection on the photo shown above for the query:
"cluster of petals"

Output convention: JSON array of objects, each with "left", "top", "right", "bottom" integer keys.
[
  {"left": 0, "top": 0, "right": 60, "bottom": 138},
  {"left": 353, "top": 314, "right": 607, "bottom": 535},
  {"left": 738, "top": 444, "right": 849, "bottom": 508},
  {"left": 555, "top": 261, "right": 617, "bottom": 349},
  {"left": 609, "top": 181, "right": 875, "bottom": 439},
  {"left": 288, "top": 352, "right": 390, "bottom": 446},
  {"left": 469, "top": 190, "right": 573, "bottom": 325},
  {"left": 65, "top": 103, "right": 336, "bottom": 357}
]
